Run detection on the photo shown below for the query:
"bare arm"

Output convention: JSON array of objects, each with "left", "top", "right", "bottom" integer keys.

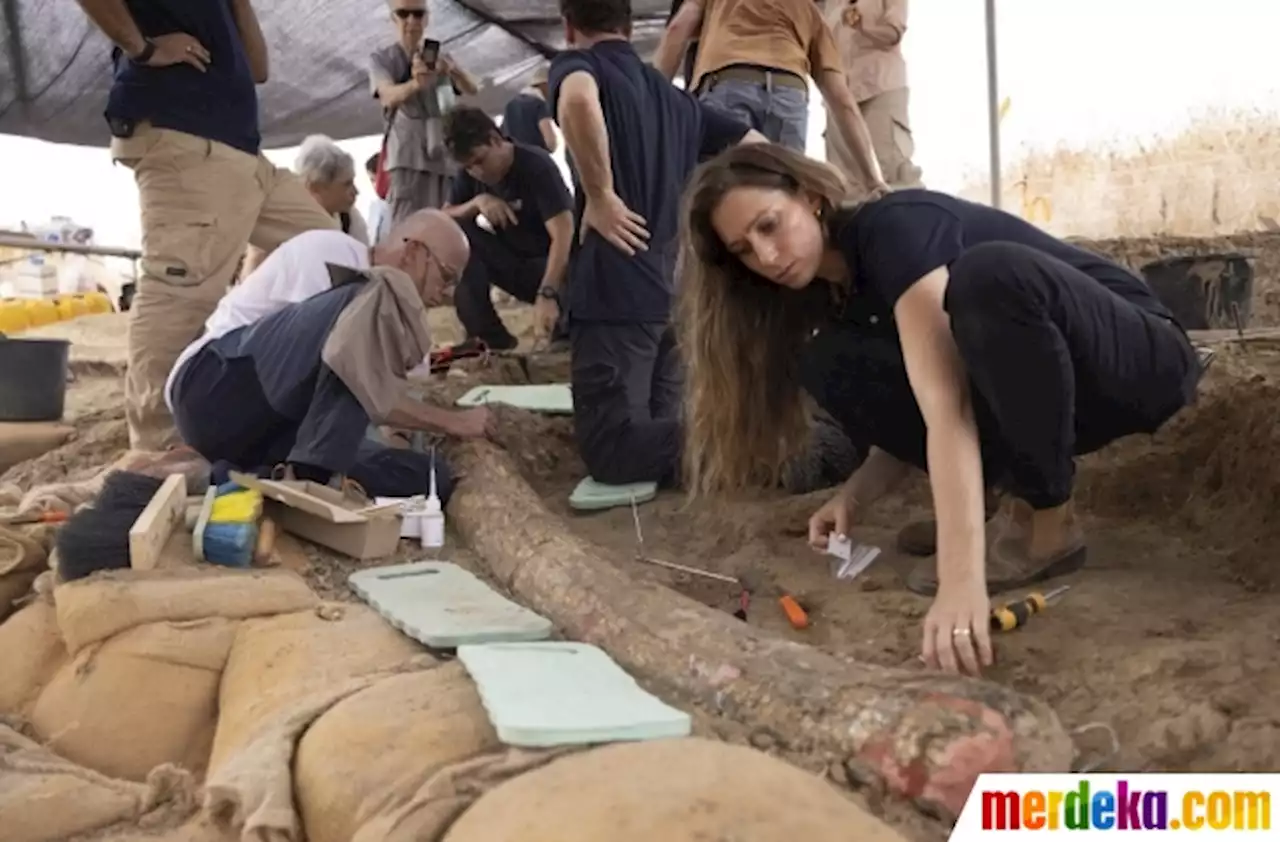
[
  {"left": 540, "top": 211, "right": 574, "bottom": 293},
  {"left": 556, "top": 72, "right": 614, "bottom": 200},
  {"left": 442, "top": 198, "right": 480, "bottom": 220},
  {"left": 229, "top": 0, "right": 269, "bottom": 82},
  {"left": 538, "top": 118, "right": 559, "bottom": 154},
  {"left": 382, "top": 395, "right": 469, "bottom": 434},
  {"left": 894, "top": 266, "right": 991, "bottom": 672},
  {"left": 442, "top": 57, "right": 480, "bottom": 96},
  {"left": 74, "top": 0, "right": 147, "bottom": 55},
  {"left": 375, "top": 76, "right": 422, "bottom": 110},
  {"left": 653, "top": 1, "right": 703, "bottom": 79},
  {"left": 856, "top": 0, "right": 907, "bottom": 47},
  {"left": 816, "top": 68, "right": 887, "bottom": 191},
  {"left": 841, "top": 446, "right": 913, "bottom": 507}
]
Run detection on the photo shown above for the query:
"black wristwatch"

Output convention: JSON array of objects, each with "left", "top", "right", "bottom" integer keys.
[
  {"left": 538, "top": 286, "right": 560, "bottom": 302},
  {"left": 131, "top": 38, "right": 157, "bottom": 65}
]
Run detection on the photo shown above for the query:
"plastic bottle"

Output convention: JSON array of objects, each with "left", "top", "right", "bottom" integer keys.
[{"left": 420, "top": 446, "right": 445, "bottom": 550}]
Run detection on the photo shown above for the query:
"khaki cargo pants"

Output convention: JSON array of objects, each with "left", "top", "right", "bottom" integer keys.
[
  {"left": 826, "top": 86, "right": 924, "bottom": 193},
  {"left": 112, "top": 124, "right": 338, "bottom": 451}
]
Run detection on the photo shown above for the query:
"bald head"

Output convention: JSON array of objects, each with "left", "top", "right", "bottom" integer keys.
[
  {"left": 391, "top": 209, "right": 470, "bottom": 272},
  {"left": 377, "top": 209, "right": 470, "bottom": 307}
]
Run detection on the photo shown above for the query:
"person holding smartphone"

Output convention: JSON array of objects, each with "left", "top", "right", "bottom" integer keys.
[{"left": 368, "top": 1, "right": 480, "bottom": 224}]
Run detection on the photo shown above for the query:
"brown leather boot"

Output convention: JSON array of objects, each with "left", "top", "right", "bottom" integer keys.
[
  {"left": 905, "top": 497, "right": 1086, "bottom": 596},
  {"left": 895, "top": 488, "right": 1003, "bottom": 557}
]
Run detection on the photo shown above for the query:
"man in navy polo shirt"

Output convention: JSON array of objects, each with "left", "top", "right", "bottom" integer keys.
[
  {"left": 74, "top": 0, "right": 337, "bottom": 451},
  {"left": 550, "top": 0, "right": 765, "bottom": 487},
  {"left": 442, "top": 106, "right": 574, "bottom": 351}
]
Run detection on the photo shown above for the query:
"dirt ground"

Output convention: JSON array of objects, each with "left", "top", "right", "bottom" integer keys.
[{"left": 10, "top": 275, "right": 1280, "bottom": 784}]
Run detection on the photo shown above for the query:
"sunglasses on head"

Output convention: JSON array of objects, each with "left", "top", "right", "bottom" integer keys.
[{"left": 394, "top": 8, "right": 426, "bottom": 19}]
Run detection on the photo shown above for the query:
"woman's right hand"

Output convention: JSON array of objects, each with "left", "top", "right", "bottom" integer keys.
[{"left": 807, "top": 486, "right": 857, "bottom": 551}]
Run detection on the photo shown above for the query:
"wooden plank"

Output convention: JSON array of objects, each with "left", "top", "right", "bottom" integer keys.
[{"left": 128, "top": 474, "right": 188, "bottom": 571}]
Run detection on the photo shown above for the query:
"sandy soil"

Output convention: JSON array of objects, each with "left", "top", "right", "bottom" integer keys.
[{"left": 8, "top": 276, "right": 1280, "bottom": 786}]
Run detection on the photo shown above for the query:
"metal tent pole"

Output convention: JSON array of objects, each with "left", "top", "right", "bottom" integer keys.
[{"left": 984, "top": 0, "right": 1001, "bottom": 208}]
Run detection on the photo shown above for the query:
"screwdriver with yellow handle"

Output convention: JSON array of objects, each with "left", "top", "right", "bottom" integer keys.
[{"left": 989, "top": 585, "right": 1070, "bottom": 632}]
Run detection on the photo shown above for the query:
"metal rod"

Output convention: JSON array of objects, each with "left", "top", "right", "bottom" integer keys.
[
  {"left": 636, "top": 555, "right": 741, "bottom": 585},
  {"left": 984, "top": 0, "right": 1001, "bottom": 209},
  {"left": 0, "top": 233, "right": 142, "bottom": 260}
]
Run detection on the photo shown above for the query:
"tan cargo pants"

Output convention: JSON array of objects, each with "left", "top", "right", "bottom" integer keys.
[
  {"left": 112, "top": 124, "right": 338, "bottom": 450},
  {"left": 826, "top": 86, "right": 924, "bottom": 193}
]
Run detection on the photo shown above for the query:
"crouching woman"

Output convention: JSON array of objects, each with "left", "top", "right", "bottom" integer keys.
[{"left": 676, "top": 144, "right": 1201, "bottom": 675}]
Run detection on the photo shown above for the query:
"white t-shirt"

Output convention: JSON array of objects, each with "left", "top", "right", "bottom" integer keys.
[{"left": 165, "top": 229, "right": 370, "bottom": 410}]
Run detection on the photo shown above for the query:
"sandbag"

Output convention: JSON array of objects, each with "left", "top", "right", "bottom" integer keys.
[
  {"left": 0, "top": 596, "right": 68, "bottom": 716},
  {"left": 209, "top": 604, "right": 431, "bottom": 774},
  {"left": 54, "top": 566, "right": 318, "bottom": 654},
  {"left": 0, "top": 724, "right": 193, "bottom": 842},
  {"left": 0, "top": 421, "right": 75, "bottom": 474},
  {"left": 0, "top": 524, "right": 49, "bottom": 621},
  {"left": 29, "top": 617, "right": 237, "bottom": 781},
  {"left": 295, "top": 665, "right": 504, "bottom": 842},
  {"left": 200, "top": 604, "right": 431, "bottom": 842},
  {"left": 443, "top": 738, "right": 910, "bottom": 842}
]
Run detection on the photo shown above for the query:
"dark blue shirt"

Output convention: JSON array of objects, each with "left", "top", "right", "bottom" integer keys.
[
  {"left": 833, "top": 189, "right": 1174, "bottom": 335},
  {"left": 106, "top": 0, "right": 260, "bottom": 155},
  {"left": 502, "top": 93, "right": 551, "bottom": 152},
  {"left": 549, "top": 40, "right": 749, "bottom": 323},
  {"left": 448, "top": 143, "right": 573, "bottom": 259}
]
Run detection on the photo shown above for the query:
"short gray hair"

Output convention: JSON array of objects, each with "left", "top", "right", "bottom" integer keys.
[{"left": 294, "top": 135, "right": 355, "bottom": 186}]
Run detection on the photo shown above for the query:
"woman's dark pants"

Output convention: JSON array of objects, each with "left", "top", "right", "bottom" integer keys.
[{"left": 801, "top": 242, "right": 1201, "bottom": 508}]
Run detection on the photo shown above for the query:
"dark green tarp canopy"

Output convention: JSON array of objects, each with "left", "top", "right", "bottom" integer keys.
[{"left": 0, "top": 0, "right": 670, "bottom": 148}]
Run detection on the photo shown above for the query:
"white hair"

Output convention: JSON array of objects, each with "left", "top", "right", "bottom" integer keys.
[{"left": 294, "top": 135, "right": 355, "bottom": 186}]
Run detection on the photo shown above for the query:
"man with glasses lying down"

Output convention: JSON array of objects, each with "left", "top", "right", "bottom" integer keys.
[{"left": 167, "top": 210, "right": 496, "bottom": 500}]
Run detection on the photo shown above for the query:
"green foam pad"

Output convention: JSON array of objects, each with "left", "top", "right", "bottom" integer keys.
[
  {"left": 348, "top": 561, "right": 552, "bottom": 648},
  {"left": 569, "top": 476, "right": 657, "bottom": 511},
  {"left": 455, "top": 384, "right": 573, "bottom": 415},
  {"left": 458, "top": 642, "right": 692, "bottom": 747}
]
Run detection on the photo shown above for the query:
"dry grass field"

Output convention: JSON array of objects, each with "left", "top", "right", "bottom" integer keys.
[{"left": 960, "top": 109, "right": 1280, "bottom": 239}]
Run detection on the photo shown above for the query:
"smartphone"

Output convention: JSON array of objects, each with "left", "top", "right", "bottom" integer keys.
[{"left": 420, "top": 38, "right": 441, "bottom": 69}]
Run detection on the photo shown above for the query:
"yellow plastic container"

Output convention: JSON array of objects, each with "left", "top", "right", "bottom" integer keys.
[
  {"left": 54, "top": 295, "right": 90, "bottom": 321},
  {"left": 83, "top": 291, "right": 113, "bottom": 314},
  {"left": 0, "top": 300, "right": 31, "bottom": 335},
  {"left": 24, "top": 298, "right": 59, "bottom": 328}
]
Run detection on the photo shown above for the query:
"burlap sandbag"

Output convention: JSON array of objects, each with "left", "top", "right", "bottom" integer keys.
[
  {"left": 208, "top": 604, "right": 431, "bottom": 774},
  {"left": 29, "top": 617, "right": 237, "bottom": 781},
  {"left": 0, "top": 724, "right": 196, "bottom": 842},
  {"left": 296, "top": 665, "right": 510, "bottom": 842},
  {"left": 54, "top": 566, "right": 318, "bottom": 654},
  {"left": 443, "top": 738, "right": 910, "bottom": 842},
  {"left": 0, "top": 595, "right": 68, "bottom": 716},
  {"left": 201, "top": 604, "right": 431, "bottom": 842},
  {"left": 0, "top": 524, "right": 49, "bottom": 621}
]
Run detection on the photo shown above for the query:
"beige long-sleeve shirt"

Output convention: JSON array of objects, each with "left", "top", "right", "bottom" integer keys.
[{"left": 824, "top": 0, "right": 909, "bottom": 102}]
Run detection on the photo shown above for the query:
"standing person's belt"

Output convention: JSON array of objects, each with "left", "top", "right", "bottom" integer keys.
[{"left": 700, "top": 64, "right": 808, "bottom": 94}]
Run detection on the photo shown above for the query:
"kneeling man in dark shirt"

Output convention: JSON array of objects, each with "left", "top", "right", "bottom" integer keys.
[{"left": 443, "top": 106, "right": 575, "bottom": 351}]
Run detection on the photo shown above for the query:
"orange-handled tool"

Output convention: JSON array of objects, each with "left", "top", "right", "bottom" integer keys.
[{"left": 779, "top": 594, "right": 809, "bottom": 630}]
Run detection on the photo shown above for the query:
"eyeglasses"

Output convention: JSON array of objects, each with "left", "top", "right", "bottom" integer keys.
[
  {"left": 404, "top": 237, "right": 460, "bottom": 287},
  {"left": 393, "top": 8, "right": 426, "bottom": 19}
]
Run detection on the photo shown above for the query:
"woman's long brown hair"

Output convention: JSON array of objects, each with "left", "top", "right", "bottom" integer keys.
[{"left": 676, "top": 144, "right": 854, "bottom": 497}]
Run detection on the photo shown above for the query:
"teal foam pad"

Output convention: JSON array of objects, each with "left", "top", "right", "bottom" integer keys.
[
  {"left": 457, "top": 642, "right": 692, "bottom": 747},
  {"left": 455, "top": 384, "right": 573, "bottom": 415},
  {"left": 348, "top": 561, "right": 552, "bottom": 648},
  {"left": 569, "top": 477, "right": 657, "bottom": 511}
]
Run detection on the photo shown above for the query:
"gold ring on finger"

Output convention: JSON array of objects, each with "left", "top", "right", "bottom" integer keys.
[{"left": 951, "top": 628, "right": 972, "bottom": 637}]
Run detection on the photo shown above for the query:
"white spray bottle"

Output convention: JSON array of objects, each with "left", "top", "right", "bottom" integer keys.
[{"left": 420, "top": 445, "right": 446, "bottom": 550}]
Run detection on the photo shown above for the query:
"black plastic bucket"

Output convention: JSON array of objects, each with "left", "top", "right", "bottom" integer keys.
[
  {"left": 1140, "top": 252, "right": 1255, "bottom": 331},
  {"left": 0, "top": 337, "right": 70, "bottom": 421}
]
